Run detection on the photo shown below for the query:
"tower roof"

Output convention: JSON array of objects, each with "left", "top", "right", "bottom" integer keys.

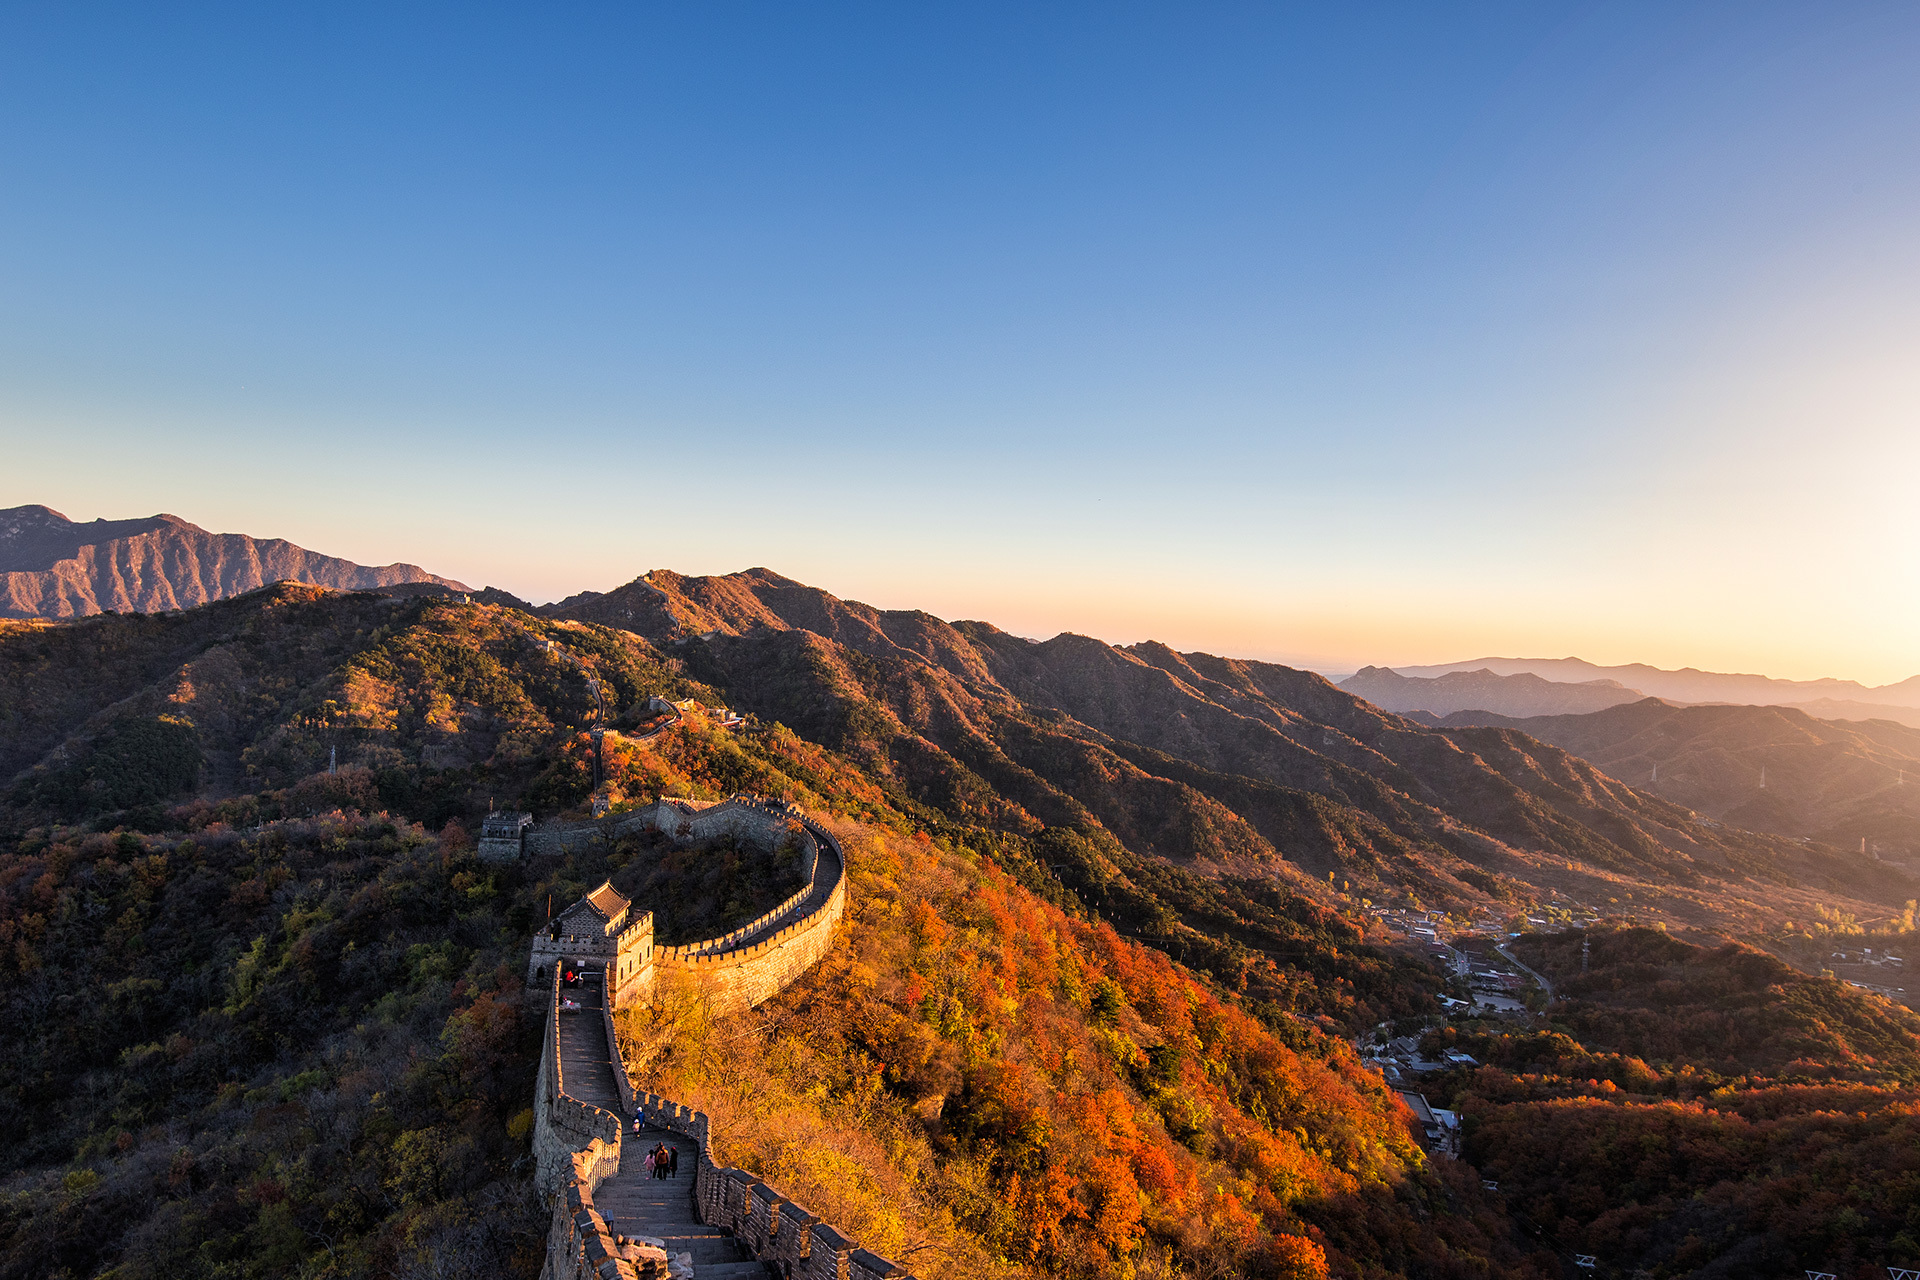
[{"left": 585, "top": 880, "right": 630, "bottom": 921}]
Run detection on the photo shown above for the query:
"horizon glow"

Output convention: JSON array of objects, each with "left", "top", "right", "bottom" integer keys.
[{"left": 3, "top": 3, "right": 1919, "bottom": 685}]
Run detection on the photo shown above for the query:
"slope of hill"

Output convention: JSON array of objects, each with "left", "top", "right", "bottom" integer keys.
[
  {"left": 1393, "top": 654, "right": 1920, "bottom": 711},
  {"left": 1434, "top": 701, "right": 1920, "bottom": 861},
  {"left": 0, "top": 586, "right": 1445, "bottom": 1033},
  {"left": 0, "top": 504, "right": 466, "bottom": 618},
  {"left": 1338, "top": 666, "right": 1645, "bottom": 719},
  {"left": 0, "top": 584, "right": 702, "bottom": 833}
]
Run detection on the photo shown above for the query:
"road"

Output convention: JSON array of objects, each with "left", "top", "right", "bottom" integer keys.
[{"left": 1495, "top": 943, "right": 1554, "bottom": 996}]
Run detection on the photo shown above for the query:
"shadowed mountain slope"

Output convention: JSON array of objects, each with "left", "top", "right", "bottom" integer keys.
[
  {"left": 1339, "top": 665, "right": 1647, "bottom": 719},
  {"left": 0, "top": 504, "right": 466, "bottom": 618},
  {"left": 1393, "top": 653, "right": 1920, "bottom": 710},
  {"left": 0, "top": 584, "right": 698, "bottom": 830},
  {"left": 1436, "top": 700, "right": 1920, "bottom": 858}
]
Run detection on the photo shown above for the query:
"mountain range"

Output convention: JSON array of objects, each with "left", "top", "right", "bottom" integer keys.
[
  {"left": 1342, "top": 660, "right": 1920, "bottom": 730},
  {"left": 0, "top": 504, "right": 464, "bottom": 617},
  {"left": 1339, "top": 665, "right": 1647, "bottom": 719},
  {"left": 1390, "top": 654, "right": 1920, "bottom": 710},
  {"left": 11, "top": 560, "right": 1909, "bottom": 945},
  {"left": 4, "top": 501, "right": 1915, "bottom": 936}
]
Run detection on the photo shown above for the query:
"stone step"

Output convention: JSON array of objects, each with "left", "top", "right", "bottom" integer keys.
[
  {"left": 670, "top": 1238, "right": 744, "bottom": 1265},
  {"left": 696, "top": 1264, "right": 770, "bottom": 1280}
]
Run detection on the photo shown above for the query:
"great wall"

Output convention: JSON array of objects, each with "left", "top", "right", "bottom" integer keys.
[{"left": 528, "top": 795, "right": 913, "bottom": 1280}]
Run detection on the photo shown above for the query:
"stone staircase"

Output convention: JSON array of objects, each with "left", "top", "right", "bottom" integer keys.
[
  {"left": 557, "top": 978, "right": 762, "bottom": 1278},
  {"left": 591, "top": 1127, "right": 765, "bottom": 1280},
  {"left": 556, "top": 978, "right": 623, "bottom": 1112}
]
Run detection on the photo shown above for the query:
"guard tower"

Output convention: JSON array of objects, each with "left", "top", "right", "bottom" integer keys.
[{"left": 477, "top": 810, "right": 534, "bottom": 863}]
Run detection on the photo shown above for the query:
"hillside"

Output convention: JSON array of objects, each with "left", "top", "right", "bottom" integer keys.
[
  {"left": 624, "top": 813, "right": 1540, "bottom": 1280},
  {"left": 0, "top": 504, "right": 466, "bottom": 618},
  {"left": 1338, "top": 666, "right": 1645, "bottom": 719},
  {"left": 5, "top": 578, "right": 1920, "bottom": 1276},
  {"left": 1416, "top": 928, "right": 1920, "bottom": 1278},
  {"left": 6, "top": 574, "right": 1915, "bottom": 948},
  {"left": 1434, "top": 701, "right": 1920, "bottom": 863}
]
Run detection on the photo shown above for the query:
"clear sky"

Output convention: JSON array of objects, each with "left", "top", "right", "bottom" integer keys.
[{"left": 3, "top": 3, "right": 1917, "bottom": 683}]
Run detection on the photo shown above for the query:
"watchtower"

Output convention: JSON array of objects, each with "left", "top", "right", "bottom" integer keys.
[{"left": 477, "top": 810, "right": 534, "bottom": 863}]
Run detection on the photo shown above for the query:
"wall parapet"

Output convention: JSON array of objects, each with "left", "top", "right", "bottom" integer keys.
[{"left": 545, "top": 796, "right": 853, "bottom": 1016}]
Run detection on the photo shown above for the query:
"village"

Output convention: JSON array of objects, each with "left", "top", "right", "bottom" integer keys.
[{"left": 1354, "top": 906, "right": 1580, "bottom": 1162}]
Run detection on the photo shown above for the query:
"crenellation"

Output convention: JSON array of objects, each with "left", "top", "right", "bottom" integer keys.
[
  {"left": 848, "top": 1247, "right": 910, "bottom": 1280},
  {"left": 772, "top": 1201, "right": 822, "bottom": 1274},
  {"left": 742, "top": 1182, "right": 786, "bottom": 1256},
  {"left": 805, "top": 1224, "right": 856, "bottom": 1280}
]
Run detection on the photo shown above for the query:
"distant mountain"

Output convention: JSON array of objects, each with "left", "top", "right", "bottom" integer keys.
[
  {"left": 1435, "top": 700, "right": 1920, "bottom": 857},
  {"left": 1784, "top": 698, "right": 1920, "bottom": 731},
  {"left": 1339, "top": 664, "right": 1648, "bottom": 719},
  {"left": 0, "top": 504, "right": 467, "bottom": 617},
  {"left": 1393, "top": 653, "right": 1920, "bottom": 709}
]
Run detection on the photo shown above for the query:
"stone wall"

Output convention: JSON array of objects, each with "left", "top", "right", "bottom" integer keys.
[
  {"left": 589, "top": 799, "right": 847, "bottom": 1016},
  {"left": 541, "top": 1141, "right": 676, "bottom": 1280}
]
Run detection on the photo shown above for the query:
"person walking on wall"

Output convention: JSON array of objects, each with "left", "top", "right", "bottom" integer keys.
[
  {"left": 668, "top": 1145, "right": 679, "bottom": 1178},
  {"left": 642, "top": 1147, "right": 657, "bottom": 1178}
]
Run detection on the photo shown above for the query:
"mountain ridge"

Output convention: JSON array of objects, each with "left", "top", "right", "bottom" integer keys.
[
  {"left": 1339, "top": 664, "right": 1650, "bottom": 719},
  {"left": 1392, "top": 653, "right": 1920, "bottom": 707},
  {"left": 546, "top": 569, "right": 1914, "bottom": 930},
  {"left": 0, "top": 504, "right": 468, "bottom": 618},
  {"left": 1433, "top": 699, "right": 1920, "bottom": 857}
]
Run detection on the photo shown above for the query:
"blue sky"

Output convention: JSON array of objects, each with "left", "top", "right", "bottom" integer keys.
[{"left": 4, "top": 3, "right": 1918, "bottom": 681}]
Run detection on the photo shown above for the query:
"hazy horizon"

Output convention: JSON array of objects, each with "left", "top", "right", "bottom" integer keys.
[{"left": 5, "top": 4, "right": 1919, "bottom": 684}]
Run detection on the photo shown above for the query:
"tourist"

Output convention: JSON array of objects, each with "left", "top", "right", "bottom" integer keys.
[
  {"left": 668, "top": 1146, "right": 679, "bottom": 1178},
  {"left": 642, "top": 1147, "right": 657, "bottom": 1178}
]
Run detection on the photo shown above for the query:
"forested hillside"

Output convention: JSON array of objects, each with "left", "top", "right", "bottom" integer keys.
[
  {"left": 1415, "top": 928, "right": 1920, "bottom": 1278},
  {"left": 1435, "top": 700, "right": 1920, "bottom": 859}
]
